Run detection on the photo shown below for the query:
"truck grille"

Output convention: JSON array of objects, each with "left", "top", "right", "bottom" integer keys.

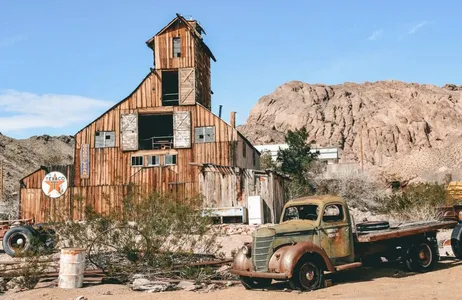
[{"left": 252, "top": 235, "right": 274, "bottom": 272}]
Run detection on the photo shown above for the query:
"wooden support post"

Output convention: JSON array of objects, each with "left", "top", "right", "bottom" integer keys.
[{"left": 0, "top": 160, "right": 3, "bottom": 202}]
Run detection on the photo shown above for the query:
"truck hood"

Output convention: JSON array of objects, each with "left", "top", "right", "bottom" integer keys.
[{"left": 255, "top": 220, "right": 316, "bottom": 237}]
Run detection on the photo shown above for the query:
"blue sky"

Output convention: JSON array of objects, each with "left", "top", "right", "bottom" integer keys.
[{"left": 0, "top": 0, "right": 461, "bottom": 138}]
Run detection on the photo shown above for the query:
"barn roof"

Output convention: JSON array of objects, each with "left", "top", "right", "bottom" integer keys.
[{"left": 145, "top": 13, "right": 216, "bottom": 62}]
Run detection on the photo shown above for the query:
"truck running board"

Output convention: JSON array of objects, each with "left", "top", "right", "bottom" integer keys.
[{"left": 335, "top": 262, "right": 363, "bottom": 272}]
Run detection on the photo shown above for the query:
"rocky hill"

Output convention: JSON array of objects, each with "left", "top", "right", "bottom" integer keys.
[
  {"left": 0, "top": 133, "right": 74, "bottom": 207},
  {"left": 238, "top": 80, "right": 462, "bottom": 182}
]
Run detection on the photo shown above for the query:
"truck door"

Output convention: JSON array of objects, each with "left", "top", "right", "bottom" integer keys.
[{"left": 319, "top": 203, "right": 352, "bottom": 259}]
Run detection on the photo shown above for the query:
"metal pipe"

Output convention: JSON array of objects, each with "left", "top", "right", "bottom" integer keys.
[{"left": 218, "top": 105, "right": 223, "bottom": 118}]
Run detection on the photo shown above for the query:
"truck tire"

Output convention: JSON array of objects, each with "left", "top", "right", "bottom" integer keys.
[
  {"left": 239, "top": 276, "right": 271, "bottom": 290},
  {"left": 405, "top": 239, "right": 438, "bottom": 272},
  {"left": 450, "top": 223, "right": 462, "bottom": 259},
  {"left": 2, "top": 226, "right": 36, "bottom": 257},
  {"left": 290, "top": 260, "right": 325, "bottom": 291},
  {"left": 356, "top": 221, "right": 390, "bottom": 232}
]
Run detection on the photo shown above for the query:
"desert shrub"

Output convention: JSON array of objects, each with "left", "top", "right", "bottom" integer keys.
[
  {"left": 380, "top": 182, "right": 451, "bottom": 221},
  {"left": 314, "top": 170, "right": 388, "bottom": 212},
  {"left": 51, "top": 188, "right": 222, "bottom": 279},
  {"left": 260, "top": 151, "right": 276, "bottom": 170}
]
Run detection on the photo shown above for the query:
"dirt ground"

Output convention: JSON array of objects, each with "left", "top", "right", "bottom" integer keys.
[{"left": 3, "top": 259, "right": 462, "bottom": 300}]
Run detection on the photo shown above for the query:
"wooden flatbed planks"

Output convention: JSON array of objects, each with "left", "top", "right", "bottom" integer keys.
[{"left": 356, "top": 220, "right": 458, "bottom": 243}]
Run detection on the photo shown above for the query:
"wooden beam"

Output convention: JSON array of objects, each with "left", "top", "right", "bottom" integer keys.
[{"left": 230, "top": 112, "right": 236, "bottom": 128}]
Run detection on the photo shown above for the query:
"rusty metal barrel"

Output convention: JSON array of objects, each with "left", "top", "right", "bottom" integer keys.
[{"left": 58, "top": 247, "right": 86, "bottom": 289}]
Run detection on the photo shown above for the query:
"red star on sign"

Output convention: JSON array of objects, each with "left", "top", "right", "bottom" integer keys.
[{"left": 44, "top": 174, "right": 65, "bottom": 194}]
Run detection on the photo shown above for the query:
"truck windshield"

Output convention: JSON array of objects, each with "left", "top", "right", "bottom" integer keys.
[{"left": 282, "top": 205, "right": 319, "bottom": 222}]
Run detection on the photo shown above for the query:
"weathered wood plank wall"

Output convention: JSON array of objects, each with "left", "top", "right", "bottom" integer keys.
[{"left": 198, "top": 166, "right": 286, "bottom": 223}]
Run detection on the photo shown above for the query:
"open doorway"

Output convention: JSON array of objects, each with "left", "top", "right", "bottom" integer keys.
[
  {"left": 138, "top": 114, "right": 173, "bottom": 150},
  {"left": 162, "top": 71, "right": 179, "bottom": 106}
]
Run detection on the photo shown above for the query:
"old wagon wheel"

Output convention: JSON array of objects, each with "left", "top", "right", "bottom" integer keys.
[{"left": 88, "top": 226, "right": 150, "bottom": 275}]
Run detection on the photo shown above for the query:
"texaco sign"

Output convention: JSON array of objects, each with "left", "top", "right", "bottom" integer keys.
[{"left": 42, "top": 172, "right": 68, "bottom": 198}]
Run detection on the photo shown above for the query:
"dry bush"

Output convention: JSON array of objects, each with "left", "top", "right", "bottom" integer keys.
[
  {"left": 50, "top": 187, "right": 222, "bottom": 280},
  {"left": 380, "top": 182, "right": 451, "bottom": 222},
  {"left": 0, "top": 198, "right": 19, "bottom": 220},
  {"left": 0, "top": 249, "right": 52, "bottom": 290},
  {"left": 314, "top": 170, "right": 389, "bottom": 212}
]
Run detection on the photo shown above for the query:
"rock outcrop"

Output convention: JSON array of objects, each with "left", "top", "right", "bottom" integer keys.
[
  {"left": 0, "top": 133, "right": 74, "bottom": 210},
  {"left": 239, "top": 80, "right": 462, "bottom": 181}
]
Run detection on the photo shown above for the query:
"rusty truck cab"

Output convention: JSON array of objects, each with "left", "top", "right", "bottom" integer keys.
[
  {"left": 278, "top": 195, "right": 356, "bottom": 265},
  {"left": 232, "top": 195, "right": 356, "bottom": 289}
]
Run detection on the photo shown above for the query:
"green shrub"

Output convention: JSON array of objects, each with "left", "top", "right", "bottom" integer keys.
[{"left": 380, "top": 182, "right": 451, "bottom": 221}]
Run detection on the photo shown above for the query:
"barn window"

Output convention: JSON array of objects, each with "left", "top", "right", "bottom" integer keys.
[
  {"left": 131, "top": 156, "right": 144, "bottom": 167},
  {"left": 194, "top": 126, "right": 215, "bottom": 143},
  {"left": 243, "top": 142, "right": 247, "bottom": 158},
  {"left": 162, "top": 71, "right": 179, "bottom": 106},
  {"left": 95, "top": 131, "right": 115, "bottom": 148},
  {"left": 148, "top": 155, "right": 160, "bottom": 166},
  {"left": 165, "top": 154, "right": 177, "bottom": 165},
  {"left": 138, "top": 114, "right": 173, "bottom": 150},
  {"left": 173, "top": 37, "right": 181, "bottom": 57}
]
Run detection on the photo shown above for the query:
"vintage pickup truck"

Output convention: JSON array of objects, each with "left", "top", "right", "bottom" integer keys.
[{"left": 231, "top": 195, "right": 462, "bottom": 291}]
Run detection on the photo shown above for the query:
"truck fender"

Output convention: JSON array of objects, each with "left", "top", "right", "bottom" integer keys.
[
  {"left": 268, "top": 242, "right": 335, "bottom": 277},
  {"left": 231, "top": 243, "right": 253, "bottom": 272}
]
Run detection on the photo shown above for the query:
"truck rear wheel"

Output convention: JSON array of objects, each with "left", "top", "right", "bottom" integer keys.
[
  {"left": 290, "top": 260, "right": 325, "bottom": 291},
  {"left": 239, "top": 276, "right": 271, "bottom": 290},
  {"left": 405, "top": 240, "right": 438, "bottom": 272}
]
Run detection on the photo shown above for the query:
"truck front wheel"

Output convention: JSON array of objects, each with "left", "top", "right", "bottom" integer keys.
[
  {"left": 290, "top": 260, "right": 325, "bottom": 291},
  {"left": 405, "top": 240, "right": 438, "bottom": 272},
  {"left": 239, "top": 276, "right": 271, "bottom": 290}
]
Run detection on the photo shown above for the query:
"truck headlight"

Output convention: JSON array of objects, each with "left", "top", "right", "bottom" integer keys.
[{"left": 242, "top": 245, "right": 251, "bottom": 257}]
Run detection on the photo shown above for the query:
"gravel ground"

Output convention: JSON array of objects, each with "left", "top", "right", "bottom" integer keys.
[{"left": 3, "top": 259, "right": 462, "bottom": 300}]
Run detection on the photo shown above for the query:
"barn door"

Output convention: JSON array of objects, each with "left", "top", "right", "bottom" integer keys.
[
  {"left": 179, "top": 68, "right": 196, "bottom": 105},
  {"left": 173, "top": 111, "right": 191, "bottom": 148},
  {"left": 120, "top": 113, "right": 138, "bottom": 151}
]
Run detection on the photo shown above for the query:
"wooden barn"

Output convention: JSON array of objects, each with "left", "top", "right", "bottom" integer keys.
[{"left": 19, "top": 14, "right": 286, "bottom": 223}]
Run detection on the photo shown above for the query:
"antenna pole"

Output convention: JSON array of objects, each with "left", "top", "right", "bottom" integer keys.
[
  {"left": 360, "top": 125, "right": 364, "bottom": 172},
  {"left": 0, "top": 160, "right": 3, "bottom": 202}
]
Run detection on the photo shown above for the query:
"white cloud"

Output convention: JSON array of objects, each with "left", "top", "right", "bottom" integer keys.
[
  {"left": 408, "top": 21, "right": 427, "bottom": 35},
  {"left": 0, "top": 90, "right": 112, "bottom": 132},
  {"left": 368, "top": 29, "right": 383, "bottom": 41},
  {"left": 0, "top": 35, "right": 26, "bottom": 48}
]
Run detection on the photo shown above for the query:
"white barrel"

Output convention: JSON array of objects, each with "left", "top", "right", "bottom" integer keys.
[{"left": 58, "top": 247, "right": 86, "bottom": 289}]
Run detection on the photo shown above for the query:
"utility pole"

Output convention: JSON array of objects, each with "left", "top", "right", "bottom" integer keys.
[
  {"left": 360, "top": 126, "right": 364, "bottom": 172},
  {"left": 0, "top": 160, "right": 3, "bottom": 202}
]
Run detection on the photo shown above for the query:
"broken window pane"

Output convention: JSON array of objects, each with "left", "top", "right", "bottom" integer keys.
[
  {"left": 95, "top": 131, "right": 116, "bottom": 148},
  {"left": 131, "top": 156, "right": 144, "bottom": 167},
  {"left": 194, "top": 126, "right": 215, "bottom": 143},
  {"left": 173, "top": 37, "right": 181, "bottom": 57},
  {"left": 148, "top": 155, "right": 160, "bottom": 166},
  {"left": 165, "top": 154, "right": 177, "bottom": 165}
]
